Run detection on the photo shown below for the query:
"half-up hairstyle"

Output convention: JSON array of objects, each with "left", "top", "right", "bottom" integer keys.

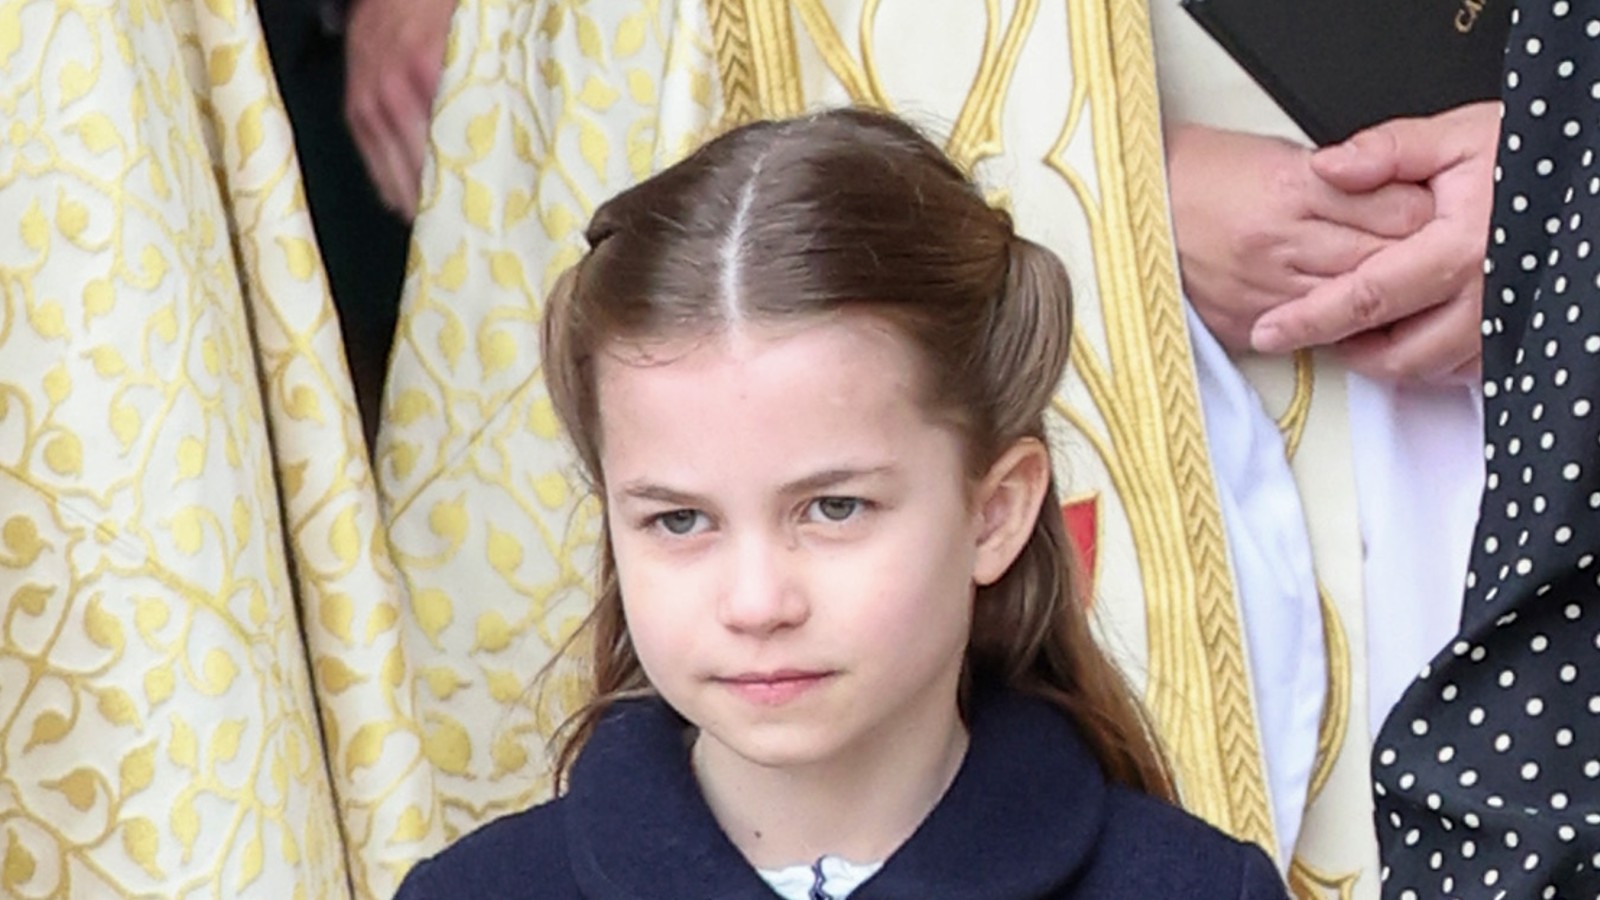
[{"left": 541, "top": 107, "right": 1175, "bottom": 801}]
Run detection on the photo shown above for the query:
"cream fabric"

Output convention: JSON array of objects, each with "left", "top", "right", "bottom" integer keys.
[{"left": 0, "top": 0, "right": 421, "bottom": 896}]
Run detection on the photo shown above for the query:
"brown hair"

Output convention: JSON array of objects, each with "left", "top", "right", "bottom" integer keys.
[{"left": 541, "top": 108, "right": 1175, "bottom": 801}]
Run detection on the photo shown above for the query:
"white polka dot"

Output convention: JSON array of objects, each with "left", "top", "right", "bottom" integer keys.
[
  {"left": 1495, "top": 733, "right": 1513, "bottom": 752},
  {"left": 1460, "top": 769, "right": 1480, "bottom": 787},
  {"left": 1522, "top": 761, "right": 1540, "bottom": 780},
  {"left": 1526, "top": 697, "right": 1544, "bottom": 716}
]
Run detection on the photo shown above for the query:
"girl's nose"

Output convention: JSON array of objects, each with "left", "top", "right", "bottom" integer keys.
[{"left": 715, "top": 533, "right": 809, "bottom": 635}]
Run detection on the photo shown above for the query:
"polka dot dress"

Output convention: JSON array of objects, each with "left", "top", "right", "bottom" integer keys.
[{"left": 1371, "top": 3, "right": 1600, "bottom": 897}]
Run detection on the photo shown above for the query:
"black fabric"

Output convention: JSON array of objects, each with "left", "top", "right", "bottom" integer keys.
[
  {"left": 260, "top": 0, "right": 407, "bottom": 450},
  {"left": 395, "top": 688, "right": 1287, "bottom": 899},
  {"left": 1372, "top": 5, "right": 1600, "bottom": 897}
]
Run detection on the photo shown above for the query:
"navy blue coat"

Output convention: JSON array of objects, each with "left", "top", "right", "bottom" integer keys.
[{"left": 395, "top": 688, "right": 1289, "bottom": 899}]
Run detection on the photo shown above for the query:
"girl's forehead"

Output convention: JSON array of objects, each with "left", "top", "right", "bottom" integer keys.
[
  {"left": 597, "top": 313, "right": 919, "bottom": 380},
  {"left": 590, "top": 315, "right": 955, "bottom": 468}
]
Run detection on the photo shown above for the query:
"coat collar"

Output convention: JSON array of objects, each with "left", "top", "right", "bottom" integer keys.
[{"left": 564, "top": 685, "right": 1111, "bottom": 899}]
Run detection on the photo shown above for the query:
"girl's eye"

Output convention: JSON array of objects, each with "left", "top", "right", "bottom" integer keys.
[
  {"left": 652, "top": 509, "right": 706, "bottom": 536},
  {"left": 808, "top": 497, "right": 864, "bottom": 523}
]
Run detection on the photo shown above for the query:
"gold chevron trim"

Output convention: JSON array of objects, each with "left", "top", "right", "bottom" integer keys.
[
  {"left": 1096, "top": 0, "right": 1276, "bottom": 849},
  {"left": 710, "top": 0, "right": 804, "bottom": 123},
  {"left": 709, "top": 0, "right": 762, "bottom": 126}
]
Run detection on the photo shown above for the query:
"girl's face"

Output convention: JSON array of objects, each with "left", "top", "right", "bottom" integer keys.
[{"left": 595, "top": 315, "right": 997, "bottom": 776}]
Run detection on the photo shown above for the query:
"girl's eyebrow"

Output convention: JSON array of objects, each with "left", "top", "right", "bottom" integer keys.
[
  {"left": 777, "top": 465, "right": 895, "bottom": 496},
  {"left": 616, "top": 465, "right": 896, "bottom": 506},
  {"left": 616, "top": 483, "right": 705, "bottom": 507}
]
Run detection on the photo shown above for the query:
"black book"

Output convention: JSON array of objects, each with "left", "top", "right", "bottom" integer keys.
[{"left": 1180, "top": 0, "right": 1512, "bottom": 145}]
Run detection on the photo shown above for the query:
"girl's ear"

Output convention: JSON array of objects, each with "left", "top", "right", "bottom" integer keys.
[{"left": 972, "top": 437, "right": 1051, "bottom": 586}]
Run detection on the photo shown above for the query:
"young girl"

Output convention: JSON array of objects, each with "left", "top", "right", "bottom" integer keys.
[{"left": 396, "top": 108, "right": 1288, "bottom": 900}]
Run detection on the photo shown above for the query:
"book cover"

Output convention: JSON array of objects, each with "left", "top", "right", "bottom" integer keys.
[{"left": 1181, "top": 0, "right": 1512, "bottom": 145}]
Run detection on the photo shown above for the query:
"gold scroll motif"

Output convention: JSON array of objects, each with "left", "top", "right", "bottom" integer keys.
[
  {"left": 706, "top": 0, "right": 1274, "bottom": 852},
  {"left": 1276, "top": 349, "right": 1316, "bottom": 459},
  {"left": 1290, "top": 859, "right": 1362, "bottom": 900},
  {"left": 1286, "top": 587, "right": 1359, "bottom": 899}
]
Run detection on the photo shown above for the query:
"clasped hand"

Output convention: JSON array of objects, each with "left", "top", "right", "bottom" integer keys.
[{"left": 1171, "top": 102, "right": 1498, "bottom": 384}]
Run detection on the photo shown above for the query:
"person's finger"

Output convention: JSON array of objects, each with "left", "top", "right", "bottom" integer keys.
[
  {"left": 1251, "top": 222, "right": 1469, "bottom": 352},
  {"left": 1307, "top": 178, "right": 1435, "bottom": 238},
  {"left": 346, "top": 93, "right": 406, "bottom": 213},
  {"left": 375, "top": 79, "right": 429, "bottom": 218},
  {"left": 1284, "top": 220, "right": 1392, "bottom": 277},
  {"left": 1336, "top": 293, "right": 1482, "bottom": 383},
  {"left": 358, "top": 102, "right": 418, "bottom": 218},
  {"left": 378, "top": 128, "right": 419, "bottom": 220},
  {"left": 1311, "top": 102, "right": 1496, "bottom": 192}
]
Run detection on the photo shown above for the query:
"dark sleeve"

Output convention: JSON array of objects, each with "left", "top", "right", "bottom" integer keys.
[{"left": 1237, "top": 845, "right": 1291, "bottom": 900}]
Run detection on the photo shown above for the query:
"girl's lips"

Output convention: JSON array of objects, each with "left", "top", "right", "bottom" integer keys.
[{"left": 717, "top": 671, "right": 834, "bottom": 706}]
